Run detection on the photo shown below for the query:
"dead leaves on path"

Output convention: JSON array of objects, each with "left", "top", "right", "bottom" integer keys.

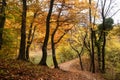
[{"left": 0, "top": 59, "right": 89, "bottom": 80}]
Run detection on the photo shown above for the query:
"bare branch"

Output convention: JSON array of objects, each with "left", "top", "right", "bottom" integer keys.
[
  {"left": 54, "top": 26, "right": 73, "bottom": 44},
  {"left": 110, "top": 9, "right": 120, "bottom": 17},
  {"left": 104, "top": 0, "right": 112, "bottom": 17}
]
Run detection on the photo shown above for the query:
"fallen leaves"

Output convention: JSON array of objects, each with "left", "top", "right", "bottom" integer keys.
[{"left": 0, "top": 58, "right": 104, "bottom": 80}]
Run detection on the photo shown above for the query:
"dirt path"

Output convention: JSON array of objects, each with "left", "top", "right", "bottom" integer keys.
[
  {"left": 59, "top": 58, "right": 78, "bottom": 71},
  {"left": 59, "top": 58, "right": 105, "bottom": 80}
]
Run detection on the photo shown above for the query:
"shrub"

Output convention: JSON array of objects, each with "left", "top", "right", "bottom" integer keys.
[
  {"left": 56, "top": 45, "right": 77, "bottom": 63},
  {"left": 0, "top": 28, "right": 19, "bottom": 59}
]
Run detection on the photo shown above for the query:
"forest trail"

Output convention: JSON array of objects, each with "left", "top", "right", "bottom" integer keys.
[{"left": 59, "top": 58, "right": 105, "bottom": 80}]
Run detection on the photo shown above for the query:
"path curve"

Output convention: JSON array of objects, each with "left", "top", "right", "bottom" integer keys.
[{"left": 59, "top": 58, "right": 105, "bottom": 80}]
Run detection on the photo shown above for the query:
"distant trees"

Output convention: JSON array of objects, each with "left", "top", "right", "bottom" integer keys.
[
  {"left": 69, "top": 27, "right": 87, "bottom": 70},
  {"left": 96, "top": 0, "right": 117, "bottom": 73},
  {"left": 67, "top": 0, "right": 116, "bottom": 73},
  {"left": 87, "top": 0, "right": 116, "bottom": 73}
]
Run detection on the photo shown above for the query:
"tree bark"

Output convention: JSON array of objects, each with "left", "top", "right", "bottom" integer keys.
[
  {"left": 39, "top": 0, "right": 55, "bottom": 66},
  {"left": 51, "top": 0, "right": 65, "bottom": 68},
  {"left": 101, "top": 32, "right": 106, "bottom": 73},
  {"left": 91, "top": 30, "right": 95, "bottom": 73},
  {"left": 96, "top": 43, "right": 101, "bottom": 70},
  {"left": 0, "top": 0, "right": 6, "bottom": 49},
  {"left": 26, "top": 45, "right": 30, "bottom": 60},
  {"left": 51, "top": 26, "right": 59, "bottom": 68},
  {"left": 101, "top": 0, "right": 106, "bottom": 72},
  {"left": 51, "top": 40, "right": 59, "bottom": 68},
  {"left": 69, "top": 42, "right": 84, "bottom": 70},
  {"left": 17, "top": 0, "right": 27, "bottom": 60},
  {"left": 89, "top": 0, "right": 95, "bottom": 73},
  {"left": 78, "top": 54, "right": 84, "bottom": 70}
]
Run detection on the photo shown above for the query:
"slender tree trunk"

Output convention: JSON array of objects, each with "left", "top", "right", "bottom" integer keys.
[
  {"left": 101, "top": 32, "right": 106, "bottom": 73},
  {"left": 89, "top": 0, "right": 95, "bottom": 73},
  {"left": 26, "top": 25, "right": 36, "bottom": 60},
  {"left": 51, "top": 26, "right": 59, "bottom": 68},
  {"left": 96, "top": 44, "right": 101, "bottom": 70},
  {"left": 101, "top": 3, "right": 106, "bottom": 72},
  {"left": 89, "top": 53, "right": 93, "bottom": 71},
  {"left": 0, "top": 0, "right": 6, "bottom": 49},
  {"left": 17, "top": 0, "right": 27, "bottom": 60},
  {"left": 51, "top": 0, "right": 65, "bottom": 68},
  {"left": 26, "top": 12, "right": 37, "bottom": 60},
  {"left": 51, "top": 39, "right": 59, "bottom": 68},
  {"left": 94, "top": 31, "right": 101, "bottom": 70},
  {"left": 26, "top": 45, "right": 30, "bottom": 60},
  {"left": 39, "top": 0, "right": 55, "bottom": 66},
  {"left": 70, "top": 40, "right": 84, "bottom": 70},
  {"left": 78, "top": 54, "right": 84, "bottom": 70},
  {"left": 26, "top": 26, "right": 36, "bottom": 60},
  {"left": 91, "top": 30, "right": 95, "bottom": 73}
]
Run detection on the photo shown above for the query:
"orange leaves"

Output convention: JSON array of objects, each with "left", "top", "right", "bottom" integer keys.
[{"left": 4, "top": 0, "right": 100, "bottom": 49}]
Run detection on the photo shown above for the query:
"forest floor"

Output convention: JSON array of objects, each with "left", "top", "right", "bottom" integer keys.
[{"left": 0, "top": 58, "right": 105, "bottom": 80}]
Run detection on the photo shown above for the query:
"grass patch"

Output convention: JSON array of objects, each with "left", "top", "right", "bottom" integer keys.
[{"left": 30, "top": 55, "right": 54, "bottom": 67}]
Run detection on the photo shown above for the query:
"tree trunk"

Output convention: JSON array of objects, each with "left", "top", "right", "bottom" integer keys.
[
  {"left": 51, "top": 26, "right": 59, "bottom": 68},
  {"left": 101, "top": 6, "right": 106, "bottom": 72},
  {"left": 51, "top": 40, "right": 59, "bottom": 68},
  {"left": 94, "top": 31, "right": 101, "bottom": 71},
  {"left": 0, "top": 0, "right": 6, "bottom": 49},
  {"left": 50, "top": 0, "right": 65, "bottom": 68},
  {"left": 26, "top": 45, "right": 30, "bottom": 60},
  {"left": 89, "top": 53, "right": 93, "bottom": 71},
  {"left": 91, "top": 30, "right": 95, "bottom": 73},
  {"left": 89, "top": 0, "right": 95, "bottom": 73},
  {"left": 26, "top": 26, "right": 36, "bottom": 61},
  {"left": 101, "top": 32, "right": 106, "bottom": 73},
  {"left": 39, "top": 0, "right": 54, "bottom": 66},
  {"left": 78, "top": 54, "right": 84, "bottom": 70},
  {"left": 26, "top": 12, "right": 37, "bottom": 61},
  {"left": 17, "top": 0, "right": 27, "bottom": 60},
  {"left": 96, "top": 44, "right": 101, "bottom": 70}
]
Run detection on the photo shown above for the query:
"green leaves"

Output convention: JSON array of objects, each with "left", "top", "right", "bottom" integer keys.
[
  {"left": 98, "top": 17, "right": 114, "bottom": 31},
  {"left": 57, "top": 45, "right": 77, "bottom": 63}
]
